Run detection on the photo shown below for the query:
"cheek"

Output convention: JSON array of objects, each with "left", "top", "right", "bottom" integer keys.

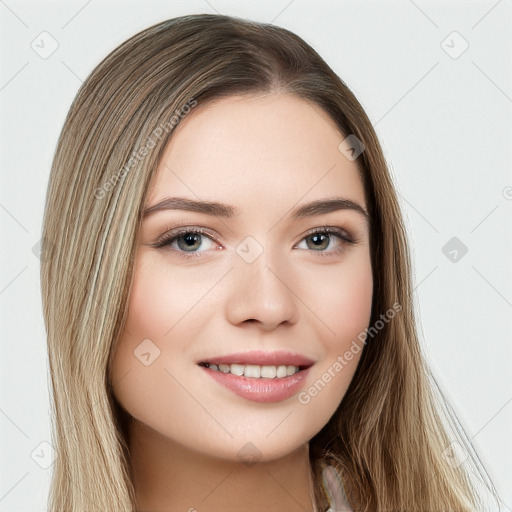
[
  {"left": 333, "top": 265, "right": 373, "bottom": 343},
  {"left": 294, "top": 253, "right": 372, "bottom": 415},
  {"left": 109, "top": 259, "right": 189, "bottom": 418},
  {"left": 124, "top": 258, "right": 204, "bottom": 338},
  {"left": 306, "top": 251, "right": 373, "bottom": 345},
  {"left": 109, "top": 256, "right": 227, "bottom": 429}
]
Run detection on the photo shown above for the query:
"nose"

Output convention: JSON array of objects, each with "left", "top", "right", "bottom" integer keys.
[{"left": 224, "top": 247, "right": 300, "bottom": 331}]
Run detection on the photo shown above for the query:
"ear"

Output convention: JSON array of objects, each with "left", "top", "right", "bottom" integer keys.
[{"left": 321, "top": 465, "right": 353, "bottom": 512}]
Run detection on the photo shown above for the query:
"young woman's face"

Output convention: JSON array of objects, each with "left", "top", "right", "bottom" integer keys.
[{"left": 110, "top": 93, "right": 373, "bottom": 462}]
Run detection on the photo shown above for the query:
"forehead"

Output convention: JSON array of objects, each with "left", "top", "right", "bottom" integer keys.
[{"left": 146, "top": 93, "right": 366, "bottom": 218}]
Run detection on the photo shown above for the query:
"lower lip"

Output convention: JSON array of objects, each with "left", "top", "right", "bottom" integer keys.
[{"left": 199, "top": 365, "right": 312, "bottom": 403}]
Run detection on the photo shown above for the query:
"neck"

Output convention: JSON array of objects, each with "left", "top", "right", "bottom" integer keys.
[{"left": 128, "top": 419, "right": 317, "bottom": 512}]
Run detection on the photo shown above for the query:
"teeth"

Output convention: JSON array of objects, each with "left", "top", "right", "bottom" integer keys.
[
  {"left": 260, "top": 365, "right": 276, "bottom": 378},
  {"left": 204, "top": 363, "right": 301, "bottom": 378},
  {"left": 230, "top": 364, "right": 244, "bottom": 376},
  {"left": 276, "top": 365, "right": 287, "bottom": 378},
  {"left": 286, "top": 365, "right": 296, "bottom": 376},
  {"left": 244, "top": 365, "right": 260, "bottom": 378}
]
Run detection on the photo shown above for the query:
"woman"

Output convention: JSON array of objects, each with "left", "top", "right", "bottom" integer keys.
[{"left": 40, "top": 13, "right": 497, "bottom": 512}]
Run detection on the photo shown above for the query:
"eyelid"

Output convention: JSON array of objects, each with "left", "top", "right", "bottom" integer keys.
[
  {"left": 300, "top": 225, "right": 355, "bottom": 244},
  {"left": 153, "top": 226, "right": 221, "bottom": 248}
]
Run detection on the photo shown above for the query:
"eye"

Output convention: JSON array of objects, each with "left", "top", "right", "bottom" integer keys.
[
  {"left": 294, "top": 227, "right": 355, "bottom": 256},
  {"left": 151, "top": 227, "right": 219, "bottom": 259}
]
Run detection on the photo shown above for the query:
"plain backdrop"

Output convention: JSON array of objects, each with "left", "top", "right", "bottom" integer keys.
[{"left": 1, "top": 1, "right": 511, "bottom": 510}]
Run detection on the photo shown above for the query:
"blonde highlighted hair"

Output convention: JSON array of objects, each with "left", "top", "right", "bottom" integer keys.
[{"left": 40, "top": 13, "right": 498, "bottom": 511}]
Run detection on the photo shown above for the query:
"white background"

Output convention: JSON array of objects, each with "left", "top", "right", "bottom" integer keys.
[{"left": 1, "top": 1, "right": 511, "bottom": 510}]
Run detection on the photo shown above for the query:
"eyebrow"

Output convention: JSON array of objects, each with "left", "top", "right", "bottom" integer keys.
[{"left": 143, "top": 196, "right": 369, "bottom": 225}]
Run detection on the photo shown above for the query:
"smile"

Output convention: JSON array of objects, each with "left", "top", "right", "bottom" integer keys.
[
  {"left": 196, "top": 350, "right": 315, "bottom": 402},
  {"left": 198, "top": 362, "right": 302, "bottom": 378}
]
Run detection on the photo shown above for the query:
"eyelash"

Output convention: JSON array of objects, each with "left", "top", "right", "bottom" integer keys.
[{"left": 151, "top": 225, "right": 357, "bottom": 260}]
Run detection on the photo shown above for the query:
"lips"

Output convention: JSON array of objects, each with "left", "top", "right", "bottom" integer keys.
[
  {"left": 196, "top": 350, "right": 315, "bottom": 403},
  {"left": 197, "top": 350, "right": 315, "bottom": 368}
]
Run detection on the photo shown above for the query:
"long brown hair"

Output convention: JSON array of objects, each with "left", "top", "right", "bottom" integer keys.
[{"left": 40, "top": 13, "right": 497, "bottom": 511}]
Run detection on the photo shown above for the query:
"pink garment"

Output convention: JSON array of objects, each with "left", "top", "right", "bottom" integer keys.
[{"left": 321, "top": 465, "right": 353, "bottom": 512}]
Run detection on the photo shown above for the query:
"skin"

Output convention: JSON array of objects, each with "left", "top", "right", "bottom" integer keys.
[{"left": 110, "top": 93, "right": 373, "bottom": 512}]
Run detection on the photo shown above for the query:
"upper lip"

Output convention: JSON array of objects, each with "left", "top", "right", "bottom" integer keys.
[{"left": 198, "top": 350, "right": 315, "bottom": 368}]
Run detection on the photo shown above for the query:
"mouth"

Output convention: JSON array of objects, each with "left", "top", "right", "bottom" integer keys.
[{"left": 196, "top": 350, "right": 314, "bottom": 402}]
